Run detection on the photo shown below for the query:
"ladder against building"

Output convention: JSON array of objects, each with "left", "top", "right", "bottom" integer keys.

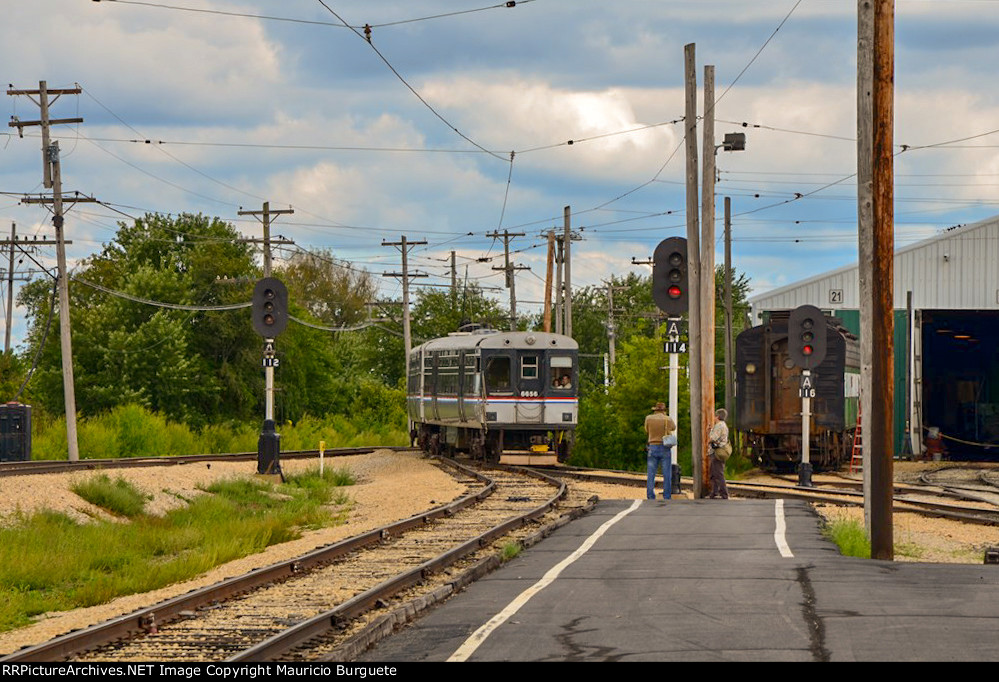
[{"left": 849, "top": 406, "right": 863, "bottom": 474}]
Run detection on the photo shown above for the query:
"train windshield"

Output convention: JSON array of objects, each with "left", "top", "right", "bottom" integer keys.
[
  {"left": 486, "top": 356, "right": 512, "bottom": 393},
  {"left": 549, "top": 355, "right": 573, "bottom": 389}
]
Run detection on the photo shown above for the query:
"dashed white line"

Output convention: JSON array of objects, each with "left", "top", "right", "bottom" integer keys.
[
  {"left": 447, "top": 499, "right": 642, "bottom": 662},
  {"left": 774, "top": 498, "right": 794, "bottom": 557}
]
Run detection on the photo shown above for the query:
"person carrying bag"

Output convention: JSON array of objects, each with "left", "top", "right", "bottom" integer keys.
[{"left": 708, "top": 408, "right": 731, "bottom": 499}]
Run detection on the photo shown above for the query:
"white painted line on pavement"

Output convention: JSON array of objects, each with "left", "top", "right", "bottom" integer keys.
[
  {"left": 774, "top": 499, "right": 794, "bottom": 558},
  {"left": 447, "top": 498, "right": 642, "bottom": 662}
]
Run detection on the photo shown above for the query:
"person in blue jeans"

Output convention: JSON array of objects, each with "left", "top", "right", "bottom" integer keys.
[{"left": 644, "top": 402, "right": 676, "bottom": 500}]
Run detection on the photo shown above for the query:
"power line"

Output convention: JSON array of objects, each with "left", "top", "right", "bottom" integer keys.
[
  {"left": 313, "top": 0, "right": 508, "bottom": 162},
  {"left": 95, "top": 0, "right": 535, "bottom": 31}
]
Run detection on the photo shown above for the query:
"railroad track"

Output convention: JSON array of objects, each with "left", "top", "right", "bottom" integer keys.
[
  {"left": 1, "top": 457, "right": 592, "bottom": 663},
  {"left": 545, "top": 465, "right": 999, "bottom": 525},
  {"left": 0, "top": 447, "right": 402, "bottom": 477},
  {"left": 917, "top": 466, "right": 999, "bottom": 507}
]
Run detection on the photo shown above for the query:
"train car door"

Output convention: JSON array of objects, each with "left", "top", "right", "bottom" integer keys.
[
  {"left": 517, "top": 352, "right": 544, "bottom": 423},
  {"left": 484, "top": 351, "right": 516, "bottom": 425},
  {"left": 910, "top": 308, "right": 923, "bottom": 456},
  {"left": 429, "top": 352, "right": 440, "bottom": 421},
  {"left": 770, "top": 338, "right": 799, "bottom": 432}
]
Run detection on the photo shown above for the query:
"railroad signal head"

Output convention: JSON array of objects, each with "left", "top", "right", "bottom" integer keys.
[
  {"left": 252, "top": 277, "right": 289, "bottom": 338},
  {"left": 652, "top": 237, "right": 689, "bottom": 316},
  {"left": 788, "top": 304, "right": 827, "bottom": 368}
]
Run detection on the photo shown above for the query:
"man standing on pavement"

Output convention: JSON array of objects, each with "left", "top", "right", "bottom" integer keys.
[{"left": 644, "top": 402, "right": 676, "bottom": 501}]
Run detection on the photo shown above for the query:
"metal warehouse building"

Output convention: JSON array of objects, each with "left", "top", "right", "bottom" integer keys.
[{"left": 748, "top": 215, "right": 999, "bottom": 459}]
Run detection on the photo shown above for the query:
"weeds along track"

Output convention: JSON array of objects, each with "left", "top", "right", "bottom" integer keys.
[{"left": 6, "top": 459, "right": 577, "bottom": 662}]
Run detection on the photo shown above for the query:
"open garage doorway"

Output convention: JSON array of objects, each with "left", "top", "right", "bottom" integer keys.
[{"left": 921, "top": 310, "right": 999, "bottom": 461}]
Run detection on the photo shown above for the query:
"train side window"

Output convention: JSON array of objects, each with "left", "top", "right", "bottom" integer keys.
[
  {"left": 486, "top": 356, "right": 512, "bottom": 392},
  {"left": 550, "top": 356, "right": 573, "bottom": 389},
  {"left": 521, "top": 355, "right": 538, "bottom": 379}
]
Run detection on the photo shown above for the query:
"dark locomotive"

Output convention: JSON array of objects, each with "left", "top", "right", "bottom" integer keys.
[
  {"left": 735, "top": 311, "right": 860, "bottom": 470},
  {"left": 407, "top": 328, "right": 578, "bottom": 463}
]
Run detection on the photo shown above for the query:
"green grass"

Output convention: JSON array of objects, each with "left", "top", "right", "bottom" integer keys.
[
  {"left": 500, "top": 542, "right": 522, "bottom": 562},
  {"left": 822, "top": 518, "right": 871, "bottom": 558},
  {"left": 0, "top": 470, "right": 354, "bottom": 633},
  {"left": 71, "top": 474, "right": 152, "bottom": 518}
]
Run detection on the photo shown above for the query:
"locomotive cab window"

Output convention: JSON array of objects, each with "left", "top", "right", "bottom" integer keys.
[
  {"left": 521, "top": 355, "right": 539, "bottom": 379},
  {"left": 550, "top": 356, "right": 573, "bottom": 389},
  {"left": 486, "top": 356, "right": 512, "bottom": 393}
]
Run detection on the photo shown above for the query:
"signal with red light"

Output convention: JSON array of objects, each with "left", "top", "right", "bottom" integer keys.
[
  {"left": 788, "top": 304, "right": 826, "bottom": 368},
  {"left": 653, "top": 237, "right": 689, "bottom": 316}
]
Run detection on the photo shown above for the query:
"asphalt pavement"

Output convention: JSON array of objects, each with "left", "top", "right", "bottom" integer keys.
[{"left": 357, "top": 498, "right": 999, "bottom": 662}]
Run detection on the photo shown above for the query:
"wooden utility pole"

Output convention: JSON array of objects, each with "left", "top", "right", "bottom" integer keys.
[
  {"left": 8, "top": 81, "right": 88, "bottom": 461},
  {"left": 543, "top": 232, "right": 555, "bottom": 332},
  {"left": 563, "top": 207, "right": 574, "bottom": 338},
  {"left": 724, "top": 197, "right": 734, "bottom": 420},
  {"left": 870, "top": 0, "right": 895, "bottom": 561},
  {"left": 487, "top": 229, "right": 528, "bottom": 331},
  {"left": 4, "top": 223, "right": 14, "bottom": 355},
  {"left": 381, "top": 236, "right": 428, "bottom": 363},
  {"left": 555, "top": 236, "right": 564, "bottom": 334},
  {"left": 238, "top": 202, "right": 295, "bottom": 277},
  {"left": 450, "top": 251, "right": 457, "bottom": 293},
  {"left": 684, "top": 44, "right": 704, "bottom": 497},
  {"left": 857, "top": 0, "right": 876, "bottom": 531},
  {"left": 700, "top": 64, "right": 717, "bottom": 494},
  {"left": 604, "top": 281, "right": 626, "bottom": 373}
]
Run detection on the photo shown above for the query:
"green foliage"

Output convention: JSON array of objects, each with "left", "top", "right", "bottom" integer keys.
[
  {"left": 0, "top": 473, "right": 352, "bottom": 632},
  {"left": 822, "top": 518, "right": 871, "bottom": 558},
  {"left": 29, "top": 402, "right": 407, "bottom": 460},
  {"left": 71, "top": 474, "right": 151, "bottom": 518},
  {"left": 17, "top": 214, "right": 259, "bottom": 425},
  {"left": 282, "top": 466, "right": 355, "bottom": 507},
  {"left": 280, "top": 249, "right": 375, "bottom": 328},
  {"left": 570, "top": 265, "right": 753, "bottom": 472},
  {"left": 572, "top": 332, "right": 691, "bottom": 472},
  {"left": 500, "top": 542, "right": 522, "bottom": 561},
  {"left": 359, "top": 284, "right": 508, "bottom": 386},
  {"left": 0, "top": 352, "right": 28, "bottom": 403}
]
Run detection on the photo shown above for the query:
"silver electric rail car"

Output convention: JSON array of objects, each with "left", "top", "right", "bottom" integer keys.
[{"left": 407, "top": 329, "right": 578, "bottom": 463}]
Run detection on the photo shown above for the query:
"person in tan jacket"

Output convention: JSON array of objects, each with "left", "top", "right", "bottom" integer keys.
[{"left": 644, "top": 402, "right": 676, "bottom": 500}]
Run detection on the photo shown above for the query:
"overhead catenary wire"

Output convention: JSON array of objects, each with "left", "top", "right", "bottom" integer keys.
[
  {"left": 95, "top": 0, "right": 535, "bottom": 31},
  {"left": 313, "top": 0, "right": 509, "bottom": 162}
]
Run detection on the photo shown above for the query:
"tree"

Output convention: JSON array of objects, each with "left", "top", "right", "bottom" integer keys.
[
  {"left": 570, "top": 266, "right": 752, "bottom": 470},
  {"left": 358, "top": 284, "right": 508, "bottom": 387},
  {"left": 279, "top": 249, "right": 375, "bottom": 328},
  {"left": 16, "top": 214, "right": 260, "bottom": 425}
]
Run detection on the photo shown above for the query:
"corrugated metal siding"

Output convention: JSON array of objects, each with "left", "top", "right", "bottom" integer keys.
[{"left": 750, "top": 216, "right": 999, "bottom": 315}]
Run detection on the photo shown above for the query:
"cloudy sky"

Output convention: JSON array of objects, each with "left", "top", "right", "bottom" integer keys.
[{"left": 3, "top": 0, "right": 999, "bottom": 347}]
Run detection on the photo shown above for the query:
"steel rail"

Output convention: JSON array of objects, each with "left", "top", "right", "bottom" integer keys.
[
  {"left": 0, "top": 456, "right": 491, "bottom": 663},
  {"left": 0, "top": 446, "right": 412, "bottom": 477},
  {"left": 231, "top": 464, "right": 566, "bottom": 662}
]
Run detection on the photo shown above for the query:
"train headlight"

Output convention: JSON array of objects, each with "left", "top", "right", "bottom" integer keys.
[{"left": 745, "top": 363, "right": 756, "bottom": 375}]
